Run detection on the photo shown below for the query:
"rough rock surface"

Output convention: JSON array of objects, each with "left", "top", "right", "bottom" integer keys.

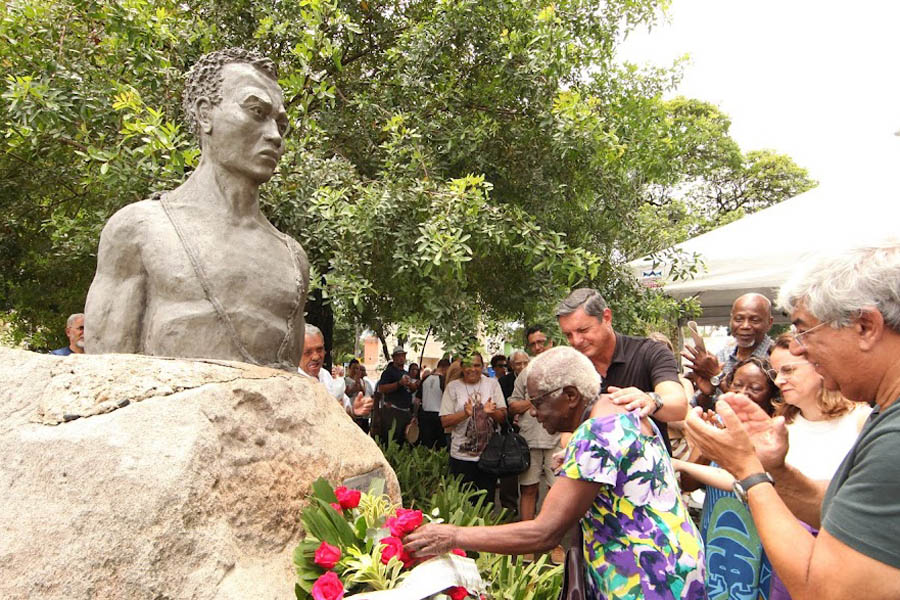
[{"left": 0, "top": 347, "right": 399, "bottom": 600}]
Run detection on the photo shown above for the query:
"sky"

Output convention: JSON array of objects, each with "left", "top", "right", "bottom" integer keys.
[{"left": 618, "top": 0, "right": 900, "bottom": 188}]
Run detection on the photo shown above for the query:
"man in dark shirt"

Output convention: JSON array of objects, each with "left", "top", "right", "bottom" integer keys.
[
  {"left": 555, "top": 288, "right": 687, "bottom": 451},
  {"left": 377, "top": 346, "right": 419, "bottom": 444},
  {"left": 50, "top": 313, "right": 85, "bottom": 356}
]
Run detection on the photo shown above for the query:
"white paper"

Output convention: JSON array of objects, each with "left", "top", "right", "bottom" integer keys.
[{"left": 344, "top": 554, "right": 485, "bottom": 600}]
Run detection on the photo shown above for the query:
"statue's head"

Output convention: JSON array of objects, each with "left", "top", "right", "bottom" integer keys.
[{"left": 182, "top": 48, "right": 288, "bottom": 184}]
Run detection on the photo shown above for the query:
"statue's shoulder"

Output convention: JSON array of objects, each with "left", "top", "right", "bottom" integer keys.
[{"left": 101, "top": 196, "right": 169, "bottom": 243}]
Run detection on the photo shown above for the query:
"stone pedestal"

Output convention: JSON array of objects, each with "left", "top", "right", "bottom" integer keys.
[{"left": 0, "top": 347, "right": 398, "bottom": 599}]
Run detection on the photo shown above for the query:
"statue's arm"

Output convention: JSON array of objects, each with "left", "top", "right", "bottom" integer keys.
[{"left": 84, "top": 207, "right": 148, "bottom": 354}]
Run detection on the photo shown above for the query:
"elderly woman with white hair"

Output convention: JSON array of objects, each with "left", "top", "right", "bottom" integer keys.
[{"left": 405, "top": 346, "right": 707, "bottom": 600}]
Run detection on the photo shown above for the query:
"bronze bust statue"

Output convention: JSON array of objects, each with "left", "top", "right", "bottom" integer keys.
[{"left": 85, "top": 48, "right": 308, "bottom": 370}]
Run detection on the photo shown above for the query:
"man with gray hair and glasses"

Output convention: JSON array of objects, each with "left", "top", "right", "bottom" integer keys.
[
  {"left": 685, "top": 240, "right": 900, "bottom": 599},
  {"left": 555, "top": 288, "right": 688, "bottom": 452},
  {"left": 50, "top": 313, "right": 85, "bottom": 356}
]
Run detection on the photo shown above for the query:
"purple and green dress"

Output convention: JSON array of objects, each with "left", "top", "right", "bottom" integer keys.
[{"left": 560, "top": 412, "right": 707, "bottom": 600}]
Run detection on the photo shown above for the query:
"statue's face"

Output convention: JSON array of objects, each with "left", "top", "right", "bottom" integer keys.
[{"left": 203, "top": 62, "right": 288, "bottom": 185}]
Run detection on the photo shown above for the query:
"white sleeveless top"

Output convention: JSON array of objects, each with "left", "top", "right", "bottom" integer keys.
[{"left": 785, "top": 405, "right": 869, "bottom": 480}]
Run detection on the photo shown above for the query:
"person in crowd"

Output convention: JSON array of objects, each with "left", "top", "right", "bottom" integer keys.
[
  {"left": 439, "top": 351, "right": 507, "bottom": 501},
  {"left": 764, "top": 332, "right": 871, "bottom": 600},
  {"left": 344, "top": 358, "right": 373, "bottom": 432},
  {"left": 684, "top": 241, "right": 900, "bottom": 599},
  {"left": 489, "top": 354, "right": 508, "bottom": 379},
  {"left": 300, "top": 325, "right": 372, "bottom": 419},
  {"left": 377, "top": 346, "right": 419, "bottom": 444},
  {"left": 507, "top": 326, "right": 559, "bottom": 523},
  {"left": 406, "top": 346, "right": 706, "bottom": 599},
  {"left": 683, "top": 293, "right": 774, "bottom": 403},
  {"left": 499, "top": 350, "right": 527, "bottom": 401},
  {"left": 647, "top": 331, "right": 695, "bottom": 459},
  {"left": 51, "top": 313, "right": 85, "bottom": 355},
  {"left": 556, "top": 288, "right": 688, "bottom": 452},
  {"left": 768, "top": 333, "right": 871, "bottom": 481},
  {"left": 420, "top": 358, "right": 451, "bottom": 448},
  {"left": 408, "top": 362, "right": 421, "bottom": 383},
  {"left": 676, "top": 357, "right": 779, "bottom": 600}
]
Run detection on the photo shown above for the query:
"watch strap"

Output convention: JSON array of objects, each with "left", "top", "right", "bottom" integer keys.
[{"left": 734, "top": 472, "right": 774, "bottom": 502}]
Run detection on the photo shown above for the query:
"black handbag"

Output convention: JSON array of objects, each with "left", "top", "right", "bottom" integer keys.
[
  {"left": 557, "top": 533, "right": 587, "bottom": 600},
  {"left": 478, "top": 413, "right": 530, "bottom": 476}
]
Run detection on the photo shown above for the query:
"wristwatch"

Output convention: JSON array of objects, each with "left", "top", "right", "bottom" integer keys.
[
  {"left": 648, "top": 392, "right": 664, "bottom": 414},
  {"left": 709, "top": 372, "right": 724, "bottom": 388},
  {"left": 732, "top": 472, "right": 774, "bottom": 503}
]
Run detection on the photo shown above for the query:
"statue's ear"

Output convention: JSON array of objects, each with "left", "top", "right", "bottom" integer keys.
[{"left": 195, "top": 97, "right": 214, "bottom": 135}]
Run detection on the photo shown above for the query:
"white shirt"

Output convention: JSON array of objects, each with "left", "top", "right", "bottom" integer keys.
[
  {"left": 299, "top": 366, "right": 351, "bottom": 412},
  {"left": 421, "top": 374, "right": 444, "bottom": 412},
  {"left": 440, "top": 377, "right": 506, "bottom": 461},
  {"left": 785, "top": 405, "right": 870, "bottom": 480}
]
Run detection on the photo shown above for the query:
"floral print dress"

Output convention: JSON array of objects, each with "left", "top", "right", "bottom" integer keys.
[{"left": 560, "top": 412, "right": 707, "bottom": 600}]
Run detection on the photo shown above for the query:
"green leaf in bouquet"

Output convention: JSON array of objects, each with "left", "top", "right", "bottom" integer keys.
[
  {"left": 354, "top": 514, "right": 368, "bottom": 539},
  {"left": 315, "top": 498, "right": 359, "bottom": 548},
  {"left": 342, "top": 543, "right": 407, "bottom": 591},
  {"left": 300, "top": 503, "right": 343, "bottom": 546},
  {"left": 358, "top": 489, "right": 398, "bottom": 531},
  {"left": 311, "top": 477, "right": 339, "bottom": 503}
]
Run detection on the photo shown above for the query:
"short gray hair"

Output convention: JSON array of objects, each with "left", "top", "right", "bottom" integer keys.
[
  {"left": 527, "top": 346, "right": 601, "bottom": 400},
  {"left": 509, "top": 350, "right": 529, "bottom": 362},
  {"left": 777, "top": 240, "right": 900, "bottom": 332},
  {"left": 556, "top": 288, "right": 608, "bottom": 319},
  {"left": 66, "top": 313, "right": 84, "bottom": 328},
  {"left": 304, "top": 324, "right": 324, "bottom": 341}
]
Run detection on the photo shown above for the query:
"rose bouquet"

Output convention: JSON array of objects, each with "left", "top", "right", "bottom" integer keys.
[{"left": 294, "top": 478, "right": 484, "bottom": 600}]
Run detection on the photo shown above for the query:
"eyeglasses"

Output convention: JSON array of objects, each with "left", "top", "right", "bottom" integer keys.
[
  {"left": 765, "top": 361, "right": 811, "bottom": 382},
  {"left": 790, "top": 320, "right": 832, "bottom": 348},
  {"left": 527, "top": 386, "right": 563, "bottom": 407}
]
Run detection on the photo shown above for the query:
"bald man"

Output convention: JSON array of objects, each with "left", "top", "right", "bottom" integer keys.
[{"left": 682, "top": 292, "right": 774, "bottom": 400}]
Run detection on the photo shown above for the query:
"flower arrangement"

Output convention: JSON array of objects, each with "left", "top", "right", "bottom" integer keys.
[{"left": 294, "top": 478, "right": 483, "bottom": 600}]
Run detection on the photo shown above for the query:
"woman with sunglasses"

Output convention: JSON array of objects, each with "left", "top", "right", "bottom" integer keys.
[{"left": 675, "top": 356, "right": 779, "bottom": 600}]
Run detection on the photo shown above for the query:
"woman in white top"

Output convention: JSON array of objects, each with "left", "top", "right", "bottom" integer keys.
[
  {"left": 439, "top": 352, "right": 507, "bottom": 501},
  {"left": 768, "top": 332, "right": 871, "bottom": 480}
]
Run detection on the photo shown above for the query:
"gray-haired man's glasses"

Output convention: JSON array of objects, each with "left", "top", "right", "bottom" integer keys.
[{"left": 790, "top": 320, "right": 832, "bottom": 348}]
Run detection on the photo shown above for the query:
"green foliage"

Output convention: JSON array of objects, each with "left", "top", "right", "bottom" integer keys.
[
  {"left": 478, "top": 553, "right": 563, "bottom": 600},
  {"left": 377, "top": 429, "right": 453, "bottom": 510},
  {"left": 1, "top": 0, "right": 814, "bottom": 352}
]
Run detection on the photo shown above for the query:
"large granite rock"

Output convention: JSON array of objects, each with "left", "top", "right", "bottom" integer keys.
[{"left": 0, "top": 347, "right": 399, "bottom": 599}]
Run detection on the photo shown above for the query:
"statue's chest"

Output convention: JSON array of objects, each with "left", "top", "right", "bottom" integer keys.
[{"left": 150, "top": 227, "right": 302, "bottom": 311}]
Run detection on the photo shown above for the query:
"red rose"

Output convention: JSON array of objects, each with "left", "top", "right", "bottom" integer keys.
[
  {"left": 447, "top": 586, "right": 469, "bottom": 600},
  {"left": 451, "top": 548, "right": 466, "bottom": 557},
  {"left": 314, "top": 541, "right": 341, "bottom": 570},
  {"left": 330, "top": 502, "right": 343, "bottom": 514},
  {"left": 387, "top": 508, "right": 423, "bottom": 537},
  {"left": 334, "top": 486, "right": 361, "bottom": 509},
  {"left": 379, "top": 536, "right": 414, "bottom": 568},
  {"left": 311, "top": 571, "right": 344, "bottom": 600}
]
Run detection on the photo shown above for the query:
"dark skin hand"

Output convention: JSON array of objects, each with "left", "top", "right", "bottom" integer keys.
[{"left": 681, "top": 344, "right": 721, "bottom": 381}]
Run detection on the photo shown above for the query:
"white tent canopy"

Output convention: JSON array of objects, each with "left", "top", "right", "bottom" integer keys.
[{"left": 630, "top": 177, "right": 900, "bottom": 324}]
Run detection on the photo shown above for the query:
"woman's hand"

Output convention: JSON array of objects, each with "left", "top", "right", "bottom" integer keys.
[
  {"left": 403, "top": 523, "right": 460, "bottom": 558},
  {"left": 483, "top": 398, "right": 496, "bottom": 415}
]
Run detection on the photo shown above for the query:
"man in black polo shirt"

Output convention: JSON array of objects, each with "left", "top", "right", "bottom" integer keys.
[
  {"left": 377, "top": 346, "right": 419, "bottom": 444},
  {"left": 555, "top": 288, "right": 688, "bottom": 451}
]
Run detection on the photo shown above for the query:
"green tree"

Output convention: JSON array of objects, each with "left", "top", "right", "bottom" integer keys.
[{"left": 1, "top": 0, "right": 811, "bottom": 354}]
